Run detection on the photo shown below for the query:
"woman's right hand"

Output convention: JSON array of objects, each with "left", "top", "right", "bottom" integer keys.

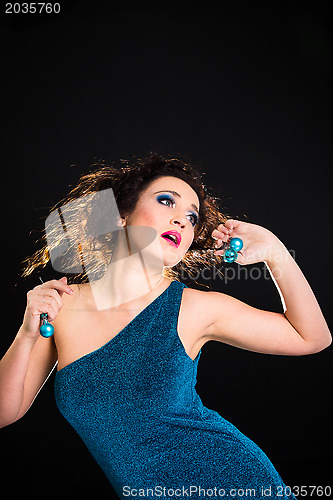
[{"left": 21, "top": 277, "right": 74, "bottom": 341}]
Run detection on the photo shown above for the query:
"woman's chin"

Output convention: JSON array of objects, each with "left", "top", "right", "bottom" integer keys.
[
  {"left": 143, "top": 239, "right": 187, "bottom": 269},
  {"left": 162, "top": 252, "right": 185, "bottom": 268}
]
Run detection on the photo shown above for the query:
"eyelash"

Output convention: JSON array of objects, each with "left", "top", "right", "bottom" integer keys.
[{"left": 156, "top": 195, "right": 198, "bottom": 227}]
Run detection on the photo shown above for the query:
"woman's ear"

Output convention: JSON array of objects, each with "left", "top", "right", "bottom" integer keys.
[{"left": 118, "top": 217, "right": 127, "bottom": 227}]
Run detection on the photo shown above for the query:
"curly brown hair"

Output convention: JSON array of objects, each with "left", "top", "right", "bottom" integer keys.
[{"left": 21, "top": 152, "right": 229, "bottom": 283}]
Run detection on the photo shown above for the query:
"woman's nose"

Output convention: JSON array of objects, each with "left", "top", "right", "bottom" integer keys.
[{"left": 170, "top": 216, "right": 186, "bottom": 228}]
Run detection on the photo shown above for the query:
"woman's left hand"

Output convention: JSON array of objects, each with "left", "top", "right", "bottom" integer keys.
[{"left": 211, "top": 219, "right": 285, "bottom": 265}]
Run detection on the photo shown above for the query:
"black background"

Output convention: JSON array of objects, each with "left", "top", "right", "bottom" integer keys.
[{"left": 1, "top": 1, "right": 332, "bottom": 498}]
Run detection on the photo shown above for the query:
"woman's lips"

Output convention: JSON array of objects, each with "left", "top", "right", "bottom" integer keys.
[{"left": 160, "top": 230, "right": 181, "bottom": 248}]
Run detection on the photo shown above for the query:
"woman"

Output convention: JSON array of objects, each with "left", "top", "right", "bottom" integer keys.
[{"left": 0, "top": 153, "right": 330, "bottom": 499}]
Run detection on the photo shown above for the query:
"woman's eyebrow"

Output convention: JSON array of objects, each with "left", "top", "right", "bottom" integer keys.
[{"left": 154, "top": 190, "right": 199, "bottom": 214}]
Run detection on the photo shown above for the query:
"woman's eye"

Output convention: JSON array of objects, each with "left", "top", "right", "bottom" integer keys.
[
  {"left": 187, "top": 213, "right": 198, "bottom": 226},
  {"left": 157, "top": 195, "right": 174, "bottom": 207}
]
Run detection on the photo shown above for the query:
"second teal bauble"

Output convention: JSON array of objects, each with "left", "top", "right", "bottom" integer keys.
[
  {"left": 223, "top": 247, "right": 238, "bottom": 263},
  {"left": 229, "top": 237, "right": 244, "bottom": 252}
]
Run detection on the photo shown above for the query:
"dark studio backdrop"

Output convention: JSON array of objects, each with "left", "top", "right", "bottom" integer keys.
[{"left": 1, "top": 2, "right": 332, "bottom": 498}]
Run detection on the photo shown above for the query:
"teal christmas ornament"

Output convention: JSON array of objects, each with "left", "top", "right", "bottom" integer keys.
[
  {"left": 223, "top": 247, "right": 238, "bottom": 263},
  {"left": 40, "top": 313, "right": 54, "bottom": 338},
  {"left": 223, "top": 237, "right": 243, "bottom": 263},
  {"left": 229, "top": 237, "right": 243, "bottom": 252}
]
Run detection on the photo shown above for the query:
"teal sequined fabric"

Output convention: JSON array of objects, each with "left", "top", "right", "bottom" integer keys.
[{"left": 54, "top": 280, "right": 296, "bottom": 499}]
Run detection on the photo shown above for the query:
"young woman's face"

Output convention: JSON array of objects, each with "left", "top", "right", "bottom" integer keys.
[{"left": 124, "top": 176, "right": 200, "bottom": 267}]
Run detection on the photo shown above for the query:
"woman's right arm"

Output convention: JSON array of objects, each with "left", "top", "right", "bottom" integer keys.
[{"left": 0, "top": 277, "right": 73, "bottom": 428}]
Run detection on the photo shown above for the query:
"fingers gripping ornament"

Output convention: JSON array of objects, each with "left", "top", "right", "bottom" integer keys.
[
  {"left": 223, "top": 237, "right": 244, "bottom": 263},
  {"left": 38, "top": 276, "right": 55, "bottom": 338}
]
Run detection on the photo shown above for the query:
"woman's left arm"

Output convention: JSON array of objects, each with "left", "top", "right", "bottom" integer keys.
[{"left": 205, "top": 219, "right": 332, "bottom": 355}]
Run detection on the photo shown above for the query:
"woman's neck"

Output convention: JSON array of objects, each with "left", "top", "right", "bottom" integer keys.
[{"left": 90, "top": 226, "right": 166, "bottom": 310}]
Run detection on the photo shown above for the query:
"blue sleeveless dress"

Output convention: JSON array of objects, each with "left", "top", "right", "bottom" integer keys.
[{"left": 54, "top": 280, "right": 296, "bottom": 499}]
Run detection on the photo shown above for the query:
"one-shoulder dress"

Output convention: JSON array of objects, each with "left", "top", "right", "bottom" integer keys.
[{"left": 54, "top": 280, "right": 297, "bottom": 499}]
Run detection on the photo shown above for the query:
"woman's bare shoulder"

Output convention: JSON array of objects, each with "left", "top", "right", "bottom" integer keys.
[
  {"left": 181, "top": 285, "right": 218, "bottom": 337},
  {"left": 60, "top": 282, "right": 89, "bottom": 308},
  {"left": 182, "top": 285, "right": 218, "bottom": 304},
  {"left": 52, "top": 282, "right": 88, "bottom": 328}
]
